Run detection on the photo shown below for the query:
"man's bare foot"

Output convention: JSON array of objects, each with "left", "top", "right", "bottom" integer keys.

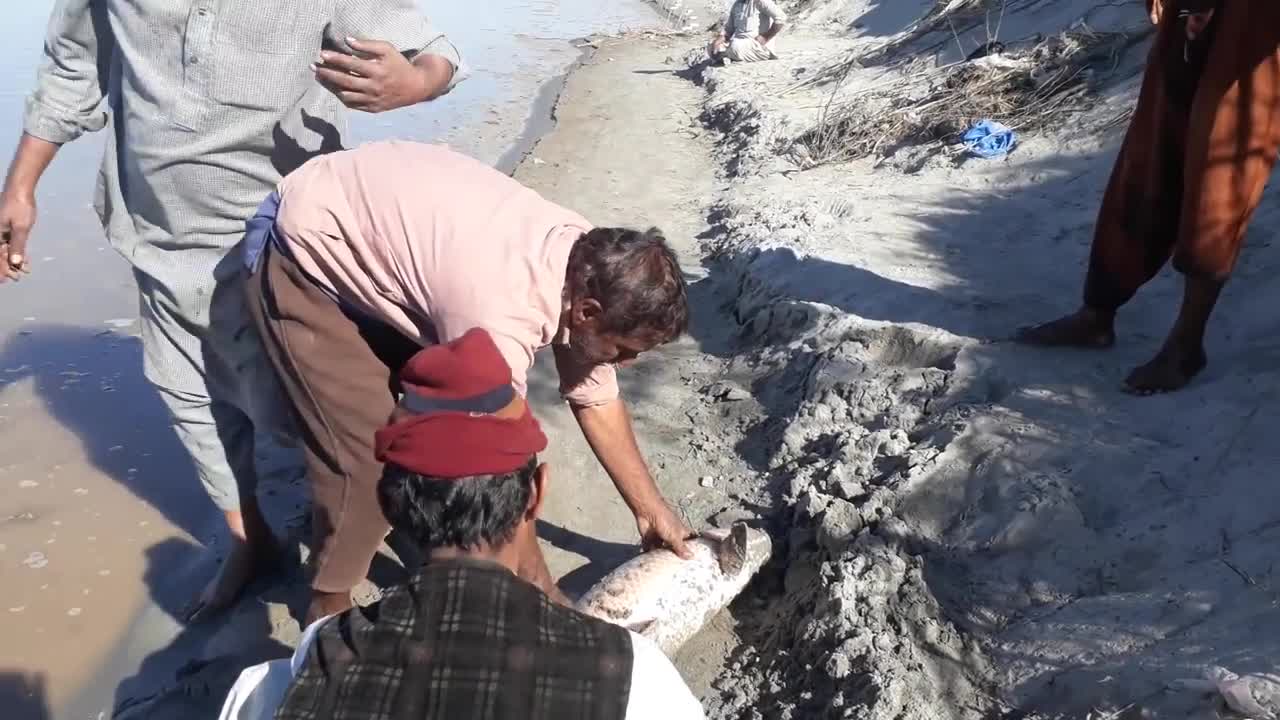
[
  {"left": 305, "top": 590, "right": 354, "bottom": 626},
  {"left": 1124, "top": 343, "right": 1207, "bottom": 395},
  {"left": 1014, "top": 308, "right": 1116, "bottom": 348},
  {"left": 184, "top": 533, "right": 278, "bottom": 623}
]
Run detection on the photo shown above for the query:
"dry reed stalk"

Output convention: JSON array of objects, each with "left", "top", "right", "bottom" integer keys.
[{"left": 787, "top": 25, "right": 1146, "bottom": 169}]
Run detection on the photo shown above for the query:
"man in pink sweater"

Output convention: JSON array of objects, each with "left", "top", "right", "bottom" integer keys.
[{"left": 242, "top": 141, "right": 695, "bottom": 622}]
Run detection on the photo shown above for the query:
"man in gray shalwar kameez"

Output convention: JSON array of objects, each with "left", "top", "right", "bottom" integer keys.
[{"left": 0, "top": 0, "right": 465, "bottom": 624}]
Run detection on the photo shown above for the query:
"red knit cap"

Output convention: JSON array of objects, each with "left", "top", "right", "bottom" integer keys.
[{"left": 374, "top": 328, "right": 547, "bottom": 478}]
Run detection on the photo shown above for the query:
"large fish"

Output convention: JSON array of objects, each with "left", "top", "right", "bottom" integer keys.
[{"left": 575, "top": 522, "right": 772, "bottom": 655}]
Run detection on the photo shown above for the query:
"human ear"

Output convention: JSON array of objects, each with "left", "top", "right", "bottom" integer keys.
[
  {"left": 527, "top": 463, "right": 550, "bottom": 520},
  {"left": 574, "top": 298, "right": 604, "bottom": 325}
]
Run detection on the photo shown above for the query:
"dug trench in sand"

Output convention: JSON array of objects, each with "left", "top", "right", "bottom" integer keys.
[
  {"left": 1018, "top": 0, "right": 1280, "bottom": 394},
  {"left": 219, "top": 329, "right": 705, "bottom": 720}
]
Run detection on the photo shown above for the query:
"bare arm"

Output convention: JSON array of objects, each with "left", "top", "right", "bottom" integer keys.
[
  {"left": 572, "top": 399, "right": 694, "bottom": 558},
  {"left": 2, "top": 0, "right": 112, "bottom": 280},
  {"left": 757, "top": 0, "right": 789, "bottom": 43},
  {"left": 3, "top": 135, "right": 60, "bottom": 191},
  {"left": 411, "top": 52, "right": 456, "bottom": 102},
  {"left": 0, "top": 135, "right": 60, "bottom": 280}
]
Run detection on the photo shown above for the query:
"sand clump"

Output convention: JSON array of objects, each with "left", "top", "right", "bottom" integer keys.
[
  {"left": 699, "top": 301, "right": 993, "bottom": 719},
  {"left": 695, "top": 201, "right": 999, "bottom": 717}
]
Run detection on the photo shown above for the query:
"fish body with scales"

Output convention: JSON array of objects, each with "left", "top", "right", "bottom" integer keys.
[{"left": 575, "top": 522, "right": 772, "bottom": 656}]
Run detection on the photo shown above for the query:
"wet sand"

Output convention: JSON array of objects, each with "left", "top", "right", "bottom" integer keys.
[{"left": 0, "top": 2, "right": 664, "bottom": 718}]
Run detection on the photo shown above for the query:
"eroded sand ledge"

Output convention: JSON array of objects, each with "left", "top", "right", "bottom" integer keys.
[{"left": 525, "top": 1, "right": 1280, "bottom": 718}]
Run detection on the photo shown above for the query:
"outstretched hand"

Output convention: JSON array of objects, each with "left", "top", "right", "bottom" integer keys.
[{"left": 635, "top": 503, "right": 695, "bottom": 559}]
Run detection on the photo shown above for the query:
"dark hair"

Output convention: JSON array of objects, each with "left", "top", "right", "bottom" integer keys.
[
  {"left": 566, "top": 227, "right": 689, "bottom": 342},
  {"left": 377, "top": 458, "right": 537, "bottom": 551}
]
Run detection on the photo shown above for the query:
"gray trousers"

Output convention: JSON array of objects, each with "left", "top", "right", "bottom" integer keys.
[
  {"left": 134, "top": 248, "right": 298, "bottom": 512},
  {"left": 708, "top": 37, "right": 778, "bottom": 63}
]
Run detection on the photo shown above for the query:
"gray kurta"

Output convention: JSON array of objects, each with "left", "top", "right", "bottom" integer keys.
[
  {"left": 712, "top": 0, "right": 788, "bottom": 63},
  {"left": 23, "top": 0, "right": 464, "bottom": 509},
  {"left": 725, "top": 0, "right": 788, "bottom": 40}
]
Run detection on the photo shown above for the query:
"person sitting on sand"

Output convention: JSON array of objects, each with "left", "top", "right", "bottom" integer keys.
[
  {"left": 708, "top": 0, "right": 789, "bottom": 64},
  {"left": 242, "top": 141, "right": 696, "bottom": 625},
  {"left": 217, "top": 328, "right": 706, "bottom": 720},
  {"left": 1016, "top": 0, "right": 1280, "bottom": 394}
]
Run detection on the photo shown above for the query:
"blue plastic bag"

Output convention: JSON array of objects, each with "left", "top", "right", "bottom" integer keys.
[{"left": 962, "top": 119, "right": 1016, "bottom": 158}]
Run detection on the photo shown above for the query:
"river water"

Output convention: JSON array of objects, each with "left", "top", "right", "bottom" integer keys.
[{"left": 0, "top": 2, "right": 661, "bottom": 718}]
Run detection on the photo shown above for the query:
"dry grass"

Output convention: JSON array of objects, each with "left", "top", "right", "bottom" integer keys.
[
  {"left": 786, "top": 24, "right": 1147, "bottom": 169},
  {"left": 858, "top": 0, "right": 1062, "bottom": 66}
]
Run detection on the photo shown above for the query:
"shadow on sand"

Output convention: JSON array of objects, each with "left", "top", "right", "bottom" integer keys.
[
  {"left": 1, "top": 670, "right": 50, "bottom": 720},
  {"left": 109, "top": 538, "right": 296, "bottom": 720}
]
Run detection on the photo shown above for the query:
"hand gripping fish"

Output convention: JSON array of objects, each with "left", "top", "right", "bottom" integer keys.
[{"left": 575, "top": 522, "right": 772, "bottom": 656}]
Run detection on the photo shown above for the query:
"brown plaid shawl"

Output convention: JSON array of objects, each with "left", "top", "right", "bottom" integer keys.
[{"left": 276, "top": 559, "right": 634, "bottom": 720}]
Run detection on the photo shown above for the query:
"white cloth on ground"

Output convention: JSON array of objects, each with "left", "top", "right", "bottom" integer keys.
[{"left": 217, "top": 616, "right": 707, "bottom": 720}]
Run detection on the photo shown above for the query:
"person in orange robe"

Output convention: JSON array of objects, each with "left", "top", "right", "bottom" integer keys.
[{"left": 1018, "top": 0, "right": 1280, "bottom": 393}]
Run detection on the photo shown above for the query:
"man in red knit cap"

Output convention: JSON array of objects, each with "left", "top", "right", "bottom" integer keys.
[
  {"left": 372, "top": 326, "right": 570, "bottom": 602},
  {"left": 217, "top": 328, "right": 705, "bottom": 720}
]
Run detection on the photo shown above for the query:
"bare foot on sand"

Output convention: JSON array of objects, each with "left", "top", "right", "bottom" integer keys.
[
  {"left": 184, "top": 534, "right": 279, "bottom": 623},
  {"left": 305, "top": 590, "right": 354, "bottom": 626},
  {"left": 1015, "top": 308, "right": 1116, "bottom": 348},
  {"left": 1124, "top": 343, "right": 1207, "bottom": 395},
  {"left": 184, "top": 509, "right": 279, "bottom": 623}
]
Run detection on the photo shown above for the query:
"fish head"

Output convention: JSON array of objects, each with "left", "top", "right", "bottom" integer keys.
[{"left": 625, "top": 618, "right": 657, "bottom": 634}]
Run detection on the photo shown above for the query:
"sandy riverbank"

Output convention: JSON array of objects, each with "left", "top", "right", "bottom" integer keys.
[
  {"left": 504, "top": 1, "right": 1280, "bottom": 718},
  {"left": 656, "top": 1, "right": 1280, "bottom": 718},
  {"left": 32, "top": 0, "right": 1280, "bottom": 716}
]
